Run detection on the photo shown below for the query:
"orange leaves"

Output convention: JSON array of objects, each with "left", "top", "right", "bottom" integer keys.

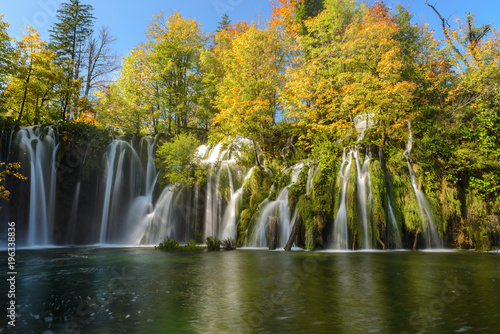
[
  {"left": 270, "top": 0, "right": 300, "bottom": 35},
  {"left": 211, "top": 24, "right": 287, "bottom": 148}
]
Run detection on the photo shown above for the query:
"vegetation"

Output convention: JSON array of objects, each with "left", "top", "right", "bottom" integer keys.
[
  {"left": 206, "top": 236, "right": 221, "bottom": 251},
  {"left": 221, "top": 237, "right": 236, "bottom": 250},
  {"left": 1, "top": 1, "right": 500, "bottom": 250},
  {"left": 0, "top": 162, "right": 27, "bottom": 209},
  {"left": 156, "top": 238, "right": 205, "bottom": 251},
  {"left": 156, "top": 237, "right": 179, "bottom": 251}
]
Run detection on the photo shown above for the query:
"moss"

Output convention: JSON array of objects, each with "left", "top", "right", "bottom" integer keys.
[
  {"left": 387, "top": 154, "right": 421, "bottom": 234},
  {"left": 346, "top": 161, "right": 359, "bottom": 246},
  {"left": 466, "top": 189, "right": 500, "bottom": 251},
  {"left": 296, "top": 195, "right": 316, "bottom": 250},
  {"left": 369, "top": 158, "right": 387, "bottom": 241},
  {"left": 288, "top": 164, "right": 309, "bottom": 216},
  {"left": 237, "top": 166, "right": 273, "bottom": 246},
  {"left": 439, "top": 180, "right": 461, "bottom": 229},
  {"left": 237, "top": 209, "right": 252, "bottom": 247}
]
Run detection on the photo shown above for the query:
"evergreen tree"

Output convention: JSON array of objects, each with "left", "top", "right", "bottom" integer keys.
[
  {"left": 49, "top": 0, "right": 95, "bottom": 120},
  {"left": 216, "top": 13, "right": 231, "bottom": 32},
  {"left": 296, "top": 0, "right": 324, "bottom": 35}
]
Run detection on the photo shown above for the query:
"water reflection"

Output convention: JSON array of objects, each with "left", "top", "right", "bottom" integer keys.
[{"left": 0, "top": 248, "right": 499, "bottom": 333}]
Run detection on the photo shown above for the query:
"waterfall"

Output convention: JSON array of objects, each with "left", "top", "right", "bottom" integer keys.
[
  {"left": 332, "top": 149, "right": 353, "bottom": 249},
  {"left": 99, "top": 138, "right": 156, "bottom": 244},
  {"left": 354, "top": 149, "right": 373, "bottom": 249},
  {"left": 403, "top": 121, "right": 442, "bottom": 248},
  {"left": 202, "top": 142, "right": 251, "bottom": 242},
  {"left": 16, "top": 127, "right": 58, "bottom": 246},
  {"left": 220, "top": 167, "right": 254, "bottom": 242},
  {"left": 203, "top": 143, "right": 224, "bottom": 239},
  {"left": 250, "top": 162, "right": 303, "bottom": 248}
]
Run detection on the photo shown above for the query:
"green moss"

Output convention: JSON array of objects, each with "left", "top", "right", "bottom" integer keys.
[
  {"left": 369, "top": 158, "right": 386, "bottom": 242},
  {"left": 237, "top": 166, "right": 273, "bottom": 246},
  {"left": 178, "top": 239, "right": 205, "bottom": 251},
  {"left": 237, "top": 209, "right": 252, "bottom": 247},
  {"left": 387, "top": 155, "right": 421, "bottom": 233},
  {"left": 346, "top": 161, "right": 359, "bottom": 246},
  {"left": 288, "top": 164, "right": 309, "bottom": 216},
  {"left": 296, "top": 195, "right": 316, "bottom": 250}
]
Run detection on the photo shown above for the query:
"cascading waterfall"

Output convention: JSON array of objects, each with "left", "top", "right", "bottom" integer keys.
[
  {"left": 16, "top": 127, "right": 58, "bottom": 246},
  {"left": 354, "top": 149, "right": 373, "bottom": 249},
  {"left": 332, "top": 149, "right": 353, "bottom": 250},
  {"left": 220, "top": 167, "right": 254, "bottom": 242},
  {"left": 250, "top": 162, "right": 303, "bottom": 248},
  {"left": 99, "top": 138, "right": 156, "bottom": 244},
  {"left": 403, "top": 121, "right": 442, "bottom": 248},
  {"left": 203, "top": 143, "right": 224, "bottom": 238},
  {"left": 0, "top": 123, "right": 450, "bottom": 250}
]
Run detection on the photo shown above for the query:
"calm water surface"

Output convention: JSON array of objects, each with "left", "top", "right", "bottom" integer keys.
[{"left": 1, "top": 248, "right": 499, "bottom": 333}]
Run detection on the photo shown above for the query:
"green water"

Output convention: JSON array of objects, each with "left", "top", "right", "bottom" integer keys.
[{"left": 2, "top": 248, "right": 499, "bottom": 333}]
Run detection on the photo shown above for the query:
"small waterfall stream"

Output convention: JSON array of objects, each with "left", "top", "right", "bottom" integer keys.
[
  {"left": 250, "top": 162, "right": 303, "bottom": 248},
  {"left": 16, "top": 127, "right": 58, "bottom": 246},
  {"left": 332, "top": 149, "right": 354, "bottom": 249},
  {"left": 404, "top": 121, "right": 442, "bottom": 248},
  {"left": 354, "top": 149, "right": 373, "bottom": 249}
]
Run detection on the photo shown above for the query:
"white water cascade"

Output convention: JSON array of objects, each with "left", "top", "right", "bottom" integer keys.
[
  {"left": 16, "top": 127, "right": 58, "bottom": 246},
  {"left": 99, "top": 137, "right": 157, "bottom": 244},
  {"left": 354, "top": 149, "right": 373, "bottom": 249},
  {"left": 250, "top": 162, "right": 303, "bottom": 248},
  {"left": 220, "top": 167, "right": 254, "bottom": 242},
  {"left": 403, "top": 121, "right": 442, "bottom": 248},
  {"left": 332, "top": 149, "right": 354, "bottom": 249}
]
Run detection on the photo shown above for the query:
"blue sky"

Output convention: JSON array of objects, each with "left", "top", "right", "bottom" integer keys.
[{"left": 1, "top": 0, "right": 499, "bottom": 57}]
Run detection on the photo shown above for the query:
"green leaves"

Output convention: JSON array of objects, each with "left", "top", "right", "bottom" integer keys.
[{"left": 155, "top": 133, "right": 203, "bottom": 189}]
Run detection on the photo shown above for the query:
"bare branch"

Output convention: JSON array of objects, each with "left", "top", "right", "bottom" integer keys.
[{"left": 425, "top": 1, "right": 469, "bottom": 69}]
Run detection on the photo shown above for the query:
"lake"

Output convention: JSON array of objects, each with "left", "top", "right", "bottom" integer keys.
[{"left": 1, "top": 248, "right": 499, "bottom": 333}]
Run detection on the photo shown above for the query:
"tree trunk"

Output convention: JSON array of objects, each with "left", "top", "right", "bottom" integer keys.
[
  {"left": 252, "top": 140, "right": 261, "bottom": 166},
  {"left": 284, "top": 214, "right": 301, "bottom": 251},
  {"left": 18, "top": 63, "right": 32, "bottom": 122},
  {"left": 378, "top": 238, "right": 386, "bottom": 250},
  {"left": 412, "top": 230, "right": 419, "bottom": 251},
  {"left": 268, "top": 217, "right": 279, "bottom": 250}
]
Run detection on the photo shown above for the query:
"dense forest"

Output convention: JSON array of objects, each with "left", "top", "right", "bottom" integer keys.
[{"left": 1, "top": 0, "right": 499, "bottom": 250}]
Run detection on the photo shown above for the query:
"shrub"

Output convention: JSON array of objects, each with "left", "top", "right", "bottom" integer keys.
[
  {"left": 156, "top": 237, "right": 179, "bottom": 251},
  {"left": 221, "top": 237, "right": 236, "bottom": 250},
  {"left": 206, "top": 236, "right": 221, "bottom": 251}
]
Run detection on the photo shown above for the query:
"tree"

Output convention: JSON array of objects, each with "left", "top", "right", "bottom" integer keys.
[
  {"left": 49, "top": 0, "right": 95, "bottom": 120},
  {"left": 0, "top": 162, "right": 27, "bottom": 210},
  {"left": 96, "top": 44, "right": 159, "bottom": 134},
  {"left": 216, "top": 13, "right": 231, "bottom": 32},
  {"left": 211, "top": 25, "right": 288, "bottom": 160},
  {"left": 3, "top": 26, "right": 60, "bottom": 124},
  {"left": 281, "top": 0, "right": 364, "bottom": 146},
  {"left": 155, "top": 133, "right": 202, "bottom": 188},
  {"left": 147, "top": 11, "right": 206, "bottom": 134},
  {"left": 83, "top": 25, "right": 120, "bottom": 100},
  {"left": 0, "top": 15, "right": 13, "bottom": 95}
]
